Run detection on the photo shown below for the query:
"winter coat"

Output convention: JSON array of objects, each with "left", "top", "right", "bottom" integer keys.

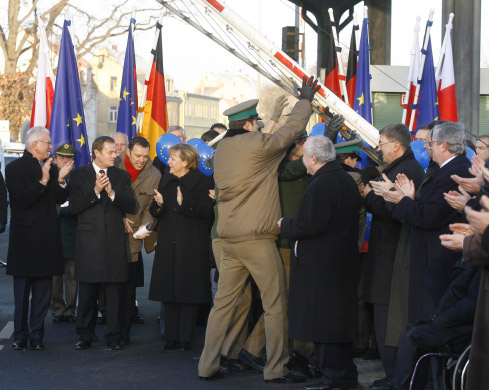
[
  {"left": 117, "top": 151, "right": 161, "bottom": 261},
  {"left": 281, "top": 161, "right": 361, "bottom": 343},
  {"left": 6, "top": 150, "right": 68, "bottom": 277},
  {"left": 213, "top": 99, "right": 312, "bottom": 242},
  {"left": 392, "top": 154, "right": 472, "bottom": 321},
  {"left": 148, "top": 169, "right": 213, "bottom": 303},
  {"left": 69, "top": 164, "right": 138, "bottom": 283}
]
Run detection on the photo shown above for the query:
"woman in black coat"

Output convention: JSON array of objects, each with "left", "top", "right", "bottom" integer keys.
[{"left": 149, "top": 144, "right": 213, "bottom": 351}]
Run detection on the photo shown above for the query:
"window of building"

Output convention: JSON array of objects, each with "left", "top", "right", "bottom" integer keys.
[
  {"left": 110, "top": 76, "right": 117, "bottom": 92},
  {"left": 109, "top": 106, "right": 118, "bottom": 122}
]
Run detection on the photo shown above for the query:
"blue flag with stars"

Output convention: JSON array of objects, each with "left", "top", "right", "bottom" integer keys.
[
  {"left": 353, "top": 16, "right": 373, "bottom": 124},
  {"left": 116, "top": 18, "right": 138, "bottom": 139},
  {"left": 50, "top": 20, "right": 90, "bottom": 168},
  {"left": 416, "top": 37, "right": 439, "bottom": 129}
]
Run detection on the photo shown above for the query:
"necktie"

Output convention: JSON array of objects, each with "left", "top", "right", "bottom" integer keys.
[{"left": 99, "top": 170, "right": 105, "bottom": 176}]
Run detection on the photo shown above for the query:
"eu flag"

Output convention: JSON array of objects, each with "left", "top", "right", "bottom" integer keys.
[
  {"left": 416, "top": 38, "right": 439, "bottom": 129},
  {"left": 116, "top": 18, "right": 138, "bottom": 139},
  {"left": 50, "top": 20, "right": 90, "bottom": 168},
  {"left": 353, "top": 16, "right": 372, "bottom": 124}
]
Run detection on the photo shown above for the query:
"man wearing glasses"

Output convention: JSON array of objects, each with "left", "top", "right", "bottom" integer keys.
[{"left": 475, "top": 136, "right": 489, "bottom": 161}]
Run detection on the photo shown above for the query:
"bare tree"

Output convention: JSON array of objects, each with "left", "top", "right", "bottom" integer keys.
[{"left": 0, "top": 0, "right": 161, "bottom": 78}]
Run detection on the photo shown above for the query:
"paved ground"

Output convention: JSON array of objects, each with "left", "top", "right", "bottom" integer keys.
[{"left": 0, "top": 221, "right": 383, "bottom": 389}]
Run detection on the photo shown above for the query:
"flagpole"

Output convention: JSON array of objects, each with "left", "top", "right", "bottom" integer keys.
[
  {"left": 136, "top": 13, "right": 164, "bottom": 133},
  {"left": 402, "top": 16, "right": 421, "bottom": 125},
  {"left": 328, "top": 8, "right": 349, "bottom": 105},
  {"left": 363, "top": 6, "right": 373, "bottom": 123},
  {"left": 409, "top": 9, "right": 435, "bottom": 131},
  {"left": 435, "top": 13, "right": 454, "bottom": 84},
  {"left": 353, "top": 12, "right": 360, "bottom": 46}
]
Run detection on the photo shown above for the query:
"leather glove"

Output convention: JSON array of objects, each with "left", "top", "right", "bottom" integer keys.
[
  {"left": 0, "top": 222, "right": 6, "bottom": 234},
  {"left": 270, "top": 95, "right": 289, "bottom": 122},
  {"left": 298, "top": 76, "right": 321, "bottom": 102},
  {"left": 324, "top": 114, "right": 344, "bottom": 143}
]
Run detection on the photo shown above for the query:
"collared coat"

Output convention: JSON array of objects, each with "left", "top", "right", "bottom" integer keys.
[
  {"left": 363, "top": 149, "right": 425, "bottom": 305},
  {"left": 148, "top": 169, "right": 214, "bottom": 303},
  {"left": 214, "top": 99, "right": 312, "bottom": 243},
  {"left": 116, "top": 151, "right": 161, "bottom": 261},
  {"left": 281, "top": 161, "right": 361, "bottom": 343},
  {"left": 463, "top": 231, "right": 489, "bottom": 390},
  {"left": 69, "top": 164, "right": 138, "bottom": 283},
  {"left": 6, "top": 150, "right": 68, "bottom": 277},
  {"left": 392, "top": 154, "right": 472, "bottom": 322}
]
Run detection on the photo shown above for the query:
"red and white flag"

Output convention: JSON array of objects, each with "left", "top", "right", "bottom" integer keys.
[
  {"left": 402, "top": 21, "right": 420, "bottom": 129},
  {"left": 30, "top": 17, "right": 55, "bottom": 129},
  {"left": 437, "top": 22, "right": 458, "bottom": 122}
]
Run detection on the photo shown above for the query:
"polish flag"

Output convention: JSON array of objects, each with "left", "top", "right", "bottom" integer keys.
[
  {"left": 437, "top": 23, "right": 458, "bottom": 122},
  {"left": 404, "top": 37, "right": 420, "bottom": 129},
  {"left": 30, "top": 17, "right": 55, "bottom": 129}
]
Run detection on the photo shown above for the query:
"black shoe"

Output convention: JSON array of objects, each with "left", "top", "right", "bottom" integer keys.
[
  {"left": 52, "top": 315, "right": 63, "bottom": 323},
  {"left": 74, "top": 340, "right": 92, "bottom": 350},
  {"left": 265, "top": 372, "right": 307, "bottom": 384},
  {"left": 30, "top": 340, "right": 45, "bottom": 350},
  {"left": 222, "top": 357, "right": 247, "bottom": 371},
  {"left": 64, "top": 315, "right": 76, "bottom": 323},
  {"left": 12, "top": 340, "right": 27, "bottom": 350},
  {"left": 303, "top": 383, "right": 336, "bottom": 390},
  {"left": 178, "top": 341, "right": 191, "bottom": 351},
  {"left": 238, "top": 349, "right": 265, "bottom": 371},
  {"left": 219, "top": 358, "right": 232, "bottom": 374},
  {"left": 369, "top": 375, "right": 393, "bottom": 390},
  {"left": 107, "top": 340, "right": 123, "bottom": 350},
  {"left": 161, "top": 340, "right": 178, "bottom": 351},
  {"left": 131, "top": 315, "right": 144, "bottom": 324},
  {"left": 199, "top": 372, "right": 225, "bottom": 380}
]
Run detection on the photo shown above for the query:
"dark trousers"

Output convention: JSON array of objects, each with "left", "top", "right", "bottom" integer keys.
[
  {"left": 50, "top": 259, "right": 78, "bottom": 317},
  {"left": 120, "top": 261, "right": 138, "bottom": 341},
  {"left": 373, "top": 303, "right": 397, "bottom": 377},
  {"left": 13, "top": 276, "right": 52, "bottom": 342},
  {"left": 165, "top": 303, "right": 198, "bottom": 343},
  {"left": 76, "top": 282, "right": 123, "bottom": 343},
  {"left": 394, "top": 322, "right": 472, "bottom": 390},
  {"left": 315, "top": 342, "right": 358, "bottom": 387}
]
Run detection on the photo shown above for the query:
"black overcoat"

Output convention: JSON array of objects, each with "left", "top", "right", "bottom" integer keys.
[
  {"left": 6, "top": 150, "right": 68, "bottom": 277},
  {"left": 281, "top": 161, "right": 360, "bottom": 343},
  {"left": 69, "top": 164, "right": 138, "bottom": 283},
  {"left": 148, "top": 169, "right": 213, "bottom": 304},
  {"left": 392, "top": 154, "right": 472, "bottom": 322},
  {"left": 363, "top": 150, "right": 425, "bottom": 304}
]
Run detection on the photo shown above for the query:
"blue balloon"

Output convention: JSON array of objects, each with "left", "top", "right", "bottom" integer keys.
[
  {"left": 309, "top": 122, "right": 325, "bottom": 137},
  {"left": 196, "top": 143, "right": 214, "bottom": 176},
  {"left": 187, "top": 138, "right": 205, "bottom": 148},
  {"left": 411, "top": 140, "right": 429, "bottom": 170},
  {"left": 156, "top": 133, "right": 182, "bottom": 164},
  {"left": 466, "top": 147, "right": 476, "bottom": 161}
]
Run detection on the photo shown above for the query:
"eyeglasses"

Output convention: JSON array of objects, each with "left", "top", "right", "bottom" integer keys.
[
  {"left": 37, "top": 140, "right": 52, "bottom": 146},
  {"left": 425, "top": 139, "right": 440, "bottom": 147},
  {"left": 378, "top": 141, "right": 396, "bottom": 147}
]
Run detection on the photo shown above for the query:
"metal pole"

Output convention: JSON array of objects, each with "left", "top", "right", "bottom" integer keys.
[
  {"left": 401, "top": 16, "right": 421, "bottom": 125},
  {"left": 328, "top": 8, "right": 349, "bottom": 105}
]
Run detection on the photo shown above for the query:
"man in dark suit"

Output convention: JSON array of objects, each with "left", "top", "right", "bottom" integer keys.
[
  {"left": 69, "top": 136, "right": 138, "bottom": 350},
  {"left": 6, "top": 126, "right": 72, "bottom": 350},
  {"left": 279, "top": 135, "right": 361, "bottom": 390}
]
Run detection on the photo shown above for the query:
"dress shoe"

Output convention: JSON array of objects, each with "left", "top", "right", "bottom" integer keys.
[
  {"left": 178, "top": 341, "right": 191, "bottom": 351},
  {"left": 369, "top": 375, "right": 393, "bottom": 390},
  {"left": 304, "top": 382, "right": 360, "bottom": 390},
  {"left": 221, "top": 357, "right": 247, "bottom": 371},
  {"left": 52, "top": 315, "right": 63, "bottom": 323},
  {"left": 12, "top": 340, "right": 27, "bottom": 350},
  {"left": 107, "top": 340, "right": 123, "bottom": 350},
  {"left": 30, "top": 340, "right": 45, "bottom": 350},
  {"left": 74, "top": 340, "right": 92, "bottom": 350},
  {"left": 265, "top": 372, "right": 307, "bottom": 384},
  {"left": 63, "top": 315, "right": 76, "bottom": 323},
  {"left": 218, "top": 359, "right": 231, "bottom": 374},
  {"left": 199, "top": 372, "right": 224, "bottom": 380},
  {"left": 238, "top": 349, "right": 265, "bottom": 371},
  {"left": 161, "top": 340, "right": 178, "bottom": 351}
]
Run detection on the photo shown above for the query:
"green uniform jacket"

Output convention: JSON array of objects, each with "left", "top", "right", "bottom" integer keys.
[{"left": 57, "top": 201, "right": 78, "bottom": 260}]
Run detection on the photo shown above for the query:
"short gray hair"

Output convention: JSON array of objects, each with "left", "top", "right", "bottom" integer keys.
[
  {"left": 169, "top": 125, "right": 186, "bottom": 138},
  {"left": 304, "top": 135, "right": 336, "bottom": 163},
  {"left": 25, "top": 126, "right": 50, "bottom": 148},
  {"left": 112, "top": 132, "right": 128, "bottom": 144},
  {"left": 432, "top": 122, "right": 466, "bottom": 155}
]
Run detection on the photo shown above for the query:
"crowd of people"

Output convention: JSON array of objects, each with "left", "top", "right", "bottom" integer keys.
[{"left": 2, "top": 76, "right": 489, "bottom": 390}]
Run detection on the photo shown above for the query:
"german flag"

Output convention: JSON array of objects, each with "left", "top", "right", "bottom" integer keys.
[
  {"left": 346, "top": 24, "right": 358, "bottom": 108},
  {"left": 324, "top": 24, "right": 341, "bottom": 99},
  {"left": 139, "top": 24, "right": 169, "bottom": 159}
]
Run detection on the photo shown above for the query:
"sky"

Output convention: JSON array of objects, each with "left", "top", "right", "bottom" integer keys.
[{"left": 105, "top": 0, "right": 488, "bottom": 91}]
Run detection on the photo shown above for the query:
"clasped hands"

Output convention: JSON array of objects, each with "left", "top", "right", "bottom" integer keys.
[
  {"left": 94, "top": 172, "right": 114, "bottom": 198},
  {"left": 362, "top": 173, "right": 415, "bottom": 204}
]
